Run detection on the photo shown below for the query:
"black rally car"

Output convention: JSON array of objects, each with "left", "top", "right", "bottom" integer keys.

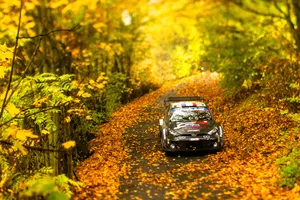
[{"left": 159, "top": 97, "right": 224, "bottom": 152}]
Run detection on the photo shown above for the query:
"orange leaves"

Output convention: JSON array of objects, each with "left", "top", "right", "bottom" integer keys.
[
  {"left": 74, "top": 78, "right": 179, "bottom": 199},
  {"left": 175, "top": 73, "right": 300, "bottom": 199},
  {"left": 73, "top": 73, "right": 299, "bottom": 199}
]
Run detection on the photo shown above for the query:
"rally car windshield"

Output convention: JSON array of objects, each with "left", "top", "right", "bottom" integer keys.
[{"left": 170, "top": 109, "right": 212, "bottom": 122}]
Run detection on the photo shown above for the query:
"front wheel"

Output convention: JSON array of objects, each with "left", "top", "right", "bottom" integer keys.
[
  {"left": 220, "top": 137, "right": 224, "bottom": 148},
  {"left": 161, "top": 136, "right": 167, "bottom": 150}
]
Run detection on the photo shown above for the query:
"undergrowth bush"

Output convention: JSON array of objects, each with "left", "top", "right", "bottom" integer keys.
[
  {"left": 0, "top": 72, "right": 135, "bottom": 199},
  {"left": 277, "top": 91, "right": 300, "bottom": 188},
  {"left": 276, "top": 148, "right": 300, "bottom": 188}
]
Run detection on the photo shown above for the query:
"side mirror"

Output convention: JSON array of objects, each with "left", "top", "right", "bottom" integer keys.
[{"left": 159, "top": 119, "right": 164, "bottom": 126}]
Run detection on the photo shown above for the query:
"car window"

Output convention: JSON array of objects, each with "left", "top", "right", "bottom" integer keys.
[{"left": 169, "top": 107, "right": 212, "bottom": 122}]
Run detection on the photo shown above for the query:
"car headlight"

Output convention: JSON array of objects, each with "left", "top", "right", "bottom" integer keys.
[
  {"left": 169, "top": 129, "right": 178, "bottom": 136},
  {"left": 208, "top": 127, "right": 218, "bottom": 135}
]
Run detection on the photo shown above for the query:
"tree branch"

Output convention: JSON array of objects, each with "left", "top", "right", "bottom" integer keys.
[
  {"left": 5, "top": 37, "right": 43, "bottom": 107},
  {"left": 273, "top": 0, "right": 295, "bottom": 30},
  {"left": 0, "top": 1, "right": 23, "bottom": 123},
  {"left": 0, "top": 104, "right": 64, "bottom": 129},
  {"left": 230, "top": 0, "right": 284, "bottom": 19},
  {"left": 18, "top": 24, "right": 80, "bottom": 39},
  {"left": 0, "top": 140, "right": 72, "bottom": 152}
]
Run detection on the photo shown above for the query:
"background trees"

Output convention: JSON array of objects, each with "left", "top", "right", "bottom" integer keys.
[
  {"left": 0, "top": 0, "right": 153, "bottom": 198},
  {"left": 0, "top": 0, "right": 299, "bottom": 199}
]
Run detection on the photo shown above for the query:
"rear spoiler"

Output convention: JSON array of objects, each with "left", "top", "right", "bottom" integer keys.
[{"left": 164, "top": 96, "right": 204, "bottom": 106}]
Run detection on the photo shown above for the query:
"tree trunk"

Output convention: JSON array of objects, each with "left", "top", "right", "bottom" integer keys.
[
  {"left": 48, "top": 112, "right": 59, "bottom": 175},
  {"left": 292, "top": 0, "right": 300, "bottom": 51}
]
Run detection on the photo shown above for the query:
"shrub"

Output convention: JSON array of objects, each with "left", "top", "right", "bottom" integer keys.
[{"left": 276, "top": 148, "right": 300, "bottom": 188}]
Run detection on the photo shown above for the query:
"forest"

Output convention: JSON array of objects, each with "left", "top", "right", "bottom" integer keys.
[{"left": 0, "top": 0, "right": 299, "bottom": 199}]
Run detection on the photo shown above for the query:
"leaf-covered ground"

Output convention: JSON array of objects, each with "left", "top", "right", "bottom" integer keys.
[{"left": 74, "top": 73, "right": 299, "bottom": 199}]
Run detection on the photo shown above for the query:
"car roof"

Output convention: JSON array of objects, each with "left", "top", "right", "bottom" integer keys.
[{"left": 170, "top": 101, "right": 207, "bottom": 108}]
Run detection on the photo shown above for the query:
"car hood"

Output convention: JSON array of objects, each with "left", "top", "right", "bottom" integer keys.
[{"left": 169, "top": 121, "right": 214, "bottom": 135}]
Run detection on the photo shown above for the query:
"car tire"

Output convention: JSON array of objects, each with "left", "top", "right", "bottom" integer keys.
[
  {"left": 161, "top": 136, "right": 167, "bottom": 150},
  {"left": 220, "top": 137, "right": 224, "bottom": 148}
]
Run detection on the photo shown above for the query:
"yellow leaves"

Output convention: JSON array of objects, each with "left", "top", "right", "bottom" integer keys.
[
  {"left": 0, "top": 43, "right": 14, "bottom": 62},
  {"left": 86, "top": 115, "right": 93, "bottom": 120},
  {"left": 41, "top": 130, "right": 50, "bottom": 135},
  {"left": 98, "top": 42, "right": 112, "bottom": 52},
  {"left": 24, "top": 21, "right": 35, "bottom": 30},
  {"left": 0, "top": 43, "right": 14, "bottom": 79},
  {"left": 242, "top": 79, "right": 252, "bottom": 89},
  {"left": 67, "top": 108, "right": 85, "bottom": 116},
  {"left": 93, "top": 22, "right": 106, "bottom": 32},
  {"left": 16, "top": 129, "right": 38, "bottom": 141},
  {"left": 64, "top": 116, "right": 71, "bottom": 123},
  {"left": 23, "top": 0, "right": 40, "bottom": 10},
  {"left": 48, "top": 87, "right": 59, "bottom": 93},
  {"left": 77, "top": 90, "right": 84, "bottom": 97},
  {"left": 14, "top": 142, "right": 28, "bottom": 155},
  {"left": 81, "top": 92, "right": 91, "bottom": 98},
  {"left": 61, "top": 1, "right": 83, "bottom": 14},
  {"left": 73, "top": 98, "right": 81, "bottom": 103},
  {"left": 96, "top": 73, "right": 107, "bottom": 82},
  {"left": 77, "top": 90, "right": 91, "bottom": 98},
  {"left": 96, "top": 83, "right": 105, "bottom": 89},
  {"left": 47, "top": 0, "right": 68, "bottom": 9},
  {"left": 72, "top": 80, "right": 79, "bottom": 89},
  {"left": 62, "top": 141, "right": 76, "bottom": 149},
  {"left": 2, "top": 127, "right": 17, "bottom": 140},
  {"left": 32, "top": 97, "right": 48, "bottom": 107},
  {"left": 0, "top": 67, "right": 6, "bottom": 79},
  {"left": 3, "top": 127, "right": 38, "bottom": 143},
  {"left": 292, "top": 183, "right": 300, "bottom": 193},
  {"left": 75, "top": 77, "right": 107, "bottom": 98},
  {"left": 5, "top": 103, "right": 20, "bottom": 116},
  {"left": 89, "top": 79, "right": 95, "bottom": 85}
]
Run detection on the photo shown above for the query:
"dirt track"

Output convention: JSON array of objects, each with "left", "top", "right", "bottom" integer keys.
[
  {"left": 77, "top": 73, "right": 299, "bottom": 200},
  {"left": 118, "top": 85, "right": 230, "bottom": 200}
]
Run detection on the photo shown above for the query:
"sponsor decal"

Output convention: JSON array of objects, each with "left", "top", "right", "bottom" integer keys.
[
  {"left": 187, "top": 129, "right": 199, "bottom": 132},
  {"left": 185, "top": 124, "right": 201, "bottom": 129}
]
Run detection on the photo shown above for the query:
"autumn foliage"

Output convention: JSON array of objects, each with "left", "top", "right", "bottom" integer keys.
[{"left": 0, "top": 0, "right": 300, "bottom": 199}]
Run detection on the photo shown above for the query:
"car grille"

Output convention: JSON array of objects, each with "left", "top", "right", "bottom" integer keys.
[
  {"left": 179, "top": 133, "right": 208, "bottom": 137},
  {"left": 174, "top": 141, "right": 215, "bottom": 149}
]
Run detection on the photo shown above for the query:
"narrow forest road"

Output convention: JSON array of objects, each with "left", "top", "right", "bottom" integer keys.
[
  {"left": 75, "top": 73, "right": 299, "bottom": 200},
  {"left": 118, "top": 82, "right": 230, "bottom": 200}
]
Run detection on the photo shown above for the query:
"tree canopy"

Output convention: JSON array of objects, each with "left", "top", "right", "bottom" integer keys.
[{"left": 0, "top": 0, "right": 299, "bottom": 199}]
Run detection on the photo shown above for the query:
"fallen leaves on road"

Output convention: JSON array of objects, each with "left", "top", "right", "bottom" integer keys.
[
  {"left": 174, "top": 73, "right": 299, "bottom": 199},
  {"left": 74, "top": 72, "right": 299, "bottom": 199},
  {"left": 74, "top": 79, "right": 183, "bottom": 199}
]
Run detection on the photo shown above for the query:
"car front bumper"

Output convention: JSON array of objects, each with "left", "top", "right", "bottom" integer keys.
[{"left": 163, "top": 138, "right": 222, "bottom": 152}]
